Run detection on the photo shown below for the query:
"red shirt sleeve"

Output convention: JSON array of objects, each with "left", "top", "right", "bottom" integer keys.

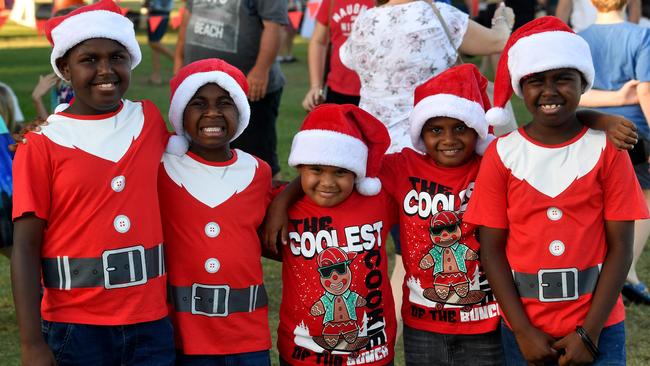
[
  {"left": 12, "top": 133, "right": 53, "bottom": 221},
  {"left": 315, "top": 0, "right": 330, "bottom": 26},
  {"left": 379, "top": 152, "right": 401, "bottom": 201},
  {"left": 463, "top": 142, "right": 509, "bottom": 229},
  {"left": 601, "top": 143, "right": 650, "bottom": 221}
]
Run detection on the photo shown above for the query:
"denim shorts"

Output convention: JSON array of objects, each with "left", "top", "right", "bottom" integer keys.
[
  {"left": 177, "top": 350, "right": 270, "bottom": 366},
  {"left": 500, "top": 321, "right": 626, "bottom": 365},
  {"left": 41, "top": 317, "right": 175, "bottom": 366},
  {"left": 403, "top": 325, "right": 503, "bottom": 366}
]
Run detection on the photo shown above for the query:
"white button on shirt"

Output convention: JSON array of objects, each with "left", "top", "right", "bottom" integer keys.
[
  {"left": 111, "top": 176, "right": 126, "bottom": 192},
  {"left": 546, "top": 207, "right": 563, "bottom": 221},
  {"left": 114, "top": 215, "right": 131, "bottom": 233},
  {"left": 205, "top": 258, "right": 220, "bottom": 273},
  {"left": 549, "top": 240, "right": 565, "bottom": 256},
  {"left": 205, "top": 222, "right": 220, "bottom": 238}
]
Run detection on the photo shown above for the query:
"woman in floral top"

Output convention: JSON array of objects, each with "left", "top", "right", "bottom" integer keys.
[{"left": 340, "top": 0, "right": 513, "bottom": 153}]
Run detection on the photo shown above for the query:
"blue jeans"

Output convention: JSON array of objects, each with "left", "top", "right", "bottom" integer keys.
[
  {"left": 403, "top": 325, "right": 503, "bottom": 366},
  {"left": 176, "top": 351, "right": 270, "bottom": 366},
  {"left": 501, "top": 321, "right": 626, "bottom": 365},
  {"left": 41, "top": 317, "right": 175, "bottom": 366}
]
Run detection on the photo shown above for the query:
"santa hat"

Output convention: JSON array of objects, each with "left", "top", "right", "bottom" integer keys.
[
  {"left": 410, "top": 64, "right": 495, "bottom": 155},
  {"left": 45, "top": 0, "right": 142, "bottom": 81},
  {"left": 487, "top": 16, "right": 594, "bottom": 126},
  {"left": 166, "top": 58, "right": 250, "bottom": 156},
  {"left": 288, "top": 104, "right": 390, "bottom": 196}
]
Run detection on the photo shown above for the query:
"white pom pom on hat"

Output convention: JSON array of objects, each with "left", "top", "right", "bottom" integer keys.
[{"left": 288, "top": 104, "right": 390, "bottom": 196}]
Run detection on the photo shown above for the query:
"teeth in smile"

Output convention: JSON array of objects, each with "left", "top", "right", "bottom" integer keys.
[
  {"left": 202, "top": 127, "right": 223, "bottom": 133},
  {"left": 541, "top": 104, "right": 560, "bottom": 110},
  {"left": 96, "top": 83, "right": 114, "bottom": 89}
]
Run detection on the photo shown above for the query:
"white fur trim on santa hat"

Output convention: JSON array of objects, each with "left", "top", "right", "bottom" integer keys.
[
  {"left": 290, "top": 126, "right": 368, "bottom": 168},
  {"left": 409, "top": 94, "right": 488, "bottom": 153},
  {"left": 356, "top": 177, "right": 382, "bottom": 196},
  {"left": 50, "top": 10, "right": 141, "bottom": 81},
  {"left": 166, "top": 134, "right": 190, "bottom": 156},
  {"left": 168, "top": 71, "right": 250, "bottom": 155},
  {"left": 508, "top": 31, "right": 594, "bottom": 97},
  {"left": 475, "top": 133, "right": 496, "bottom": 155}
]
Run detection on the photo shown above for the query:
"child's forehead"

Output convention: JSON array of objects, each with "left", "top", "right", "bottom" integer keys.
[
  {"left": 523, "top": 67, "right": 582, "bottom": 79},
  {"left": 300, "top": 164, "right": 354, "bottom": 173},
  {"left": 423, "top": 116, "right": 467, "bottom": 127},
  {"left": 194, "top": 83, "right": 232, "bottom": 97}
]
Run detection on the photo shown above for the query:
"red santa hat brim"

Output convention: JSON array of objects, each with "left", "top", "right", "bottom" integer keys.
[{"left": 47, "top": 1, "right": 141, "bottom": 81}]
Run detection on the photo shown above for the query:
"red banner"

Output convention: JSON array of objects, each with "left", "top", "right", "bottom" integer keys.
[
  {"left": 288, "top": 11, "right": 302, "bottom": 30},
  {"left": 148, "top": 15, "right": 163, "bottom": 33},
  {"left": 120, "top": 7, "right": 129, "bottom": 16},
  {"left": 0, "top": 16, "right": 7, "bottom": 31},
  {"left": 307, "top": 1, "right": 319, "bottom": 18}
]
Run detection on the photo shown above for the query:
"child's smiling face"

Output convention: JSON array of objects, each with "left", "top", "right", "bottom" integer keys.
[
  {"left": 183, "top": 83, "right": 239, "bottom": 158},
  {"left": 521, "top": 68, "right": 585, "bottom": 127},
  {"left": 57, "top": 38, "right": 131, "bottom": 115},
  {"left": 421, "top": 117, "right": 478, "bottom": 167},
  {"left": 299, "top": 164, "right": 355, "bottom": 207}
]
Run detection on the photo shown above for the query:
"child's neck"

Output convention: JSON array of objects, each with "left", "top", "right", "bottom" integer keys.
[
  {"left": 595, "top": 10, "right": 625, "bottom": 24},
  {"left": 189, "top": 145, "right": 233, "bottom": 162},
  {"left": 525, "top": 115, "right": 584, "bottom": 145}
]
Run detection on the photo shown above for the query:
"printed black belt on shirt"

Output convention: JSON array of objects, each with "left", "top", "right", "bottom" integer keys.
[
  {"left": 42, "top": 244, "right": 165, "bottom": 290},
  {"left": 514, "top": 265, "right": 600, "bottom": 302},
  {"left": 170, "top": 283, "right": 268, "bottom": 317}
]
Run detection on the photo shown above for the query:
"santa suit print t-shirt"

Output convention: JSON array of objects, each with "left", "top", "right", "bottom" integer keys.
[{"left": 158, "top": 149, "right": 272, "bottom": 355}]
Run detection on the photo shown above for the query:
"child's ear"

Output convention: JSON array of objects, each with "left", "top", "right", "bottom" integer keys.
[{"left": 55, "top": 57, "right": 71, "bottom": 81}]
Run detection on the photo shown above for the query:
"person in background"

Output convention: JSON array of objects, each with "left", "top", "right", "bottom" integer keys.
[
  {"left": 556, "top": 0, "right": 640, "bottom": 31},
  {"left": 174, "top": 0, "right": 288, "bottom": 179},
  {"left": 145, "top": 0, "right": 174, "bottom": 85},
  {"left": 579, "top": 0, "right": 650, "bottom": 305},
  {"left": 301, "top": 0, "right": 374, "bottom": 111}
]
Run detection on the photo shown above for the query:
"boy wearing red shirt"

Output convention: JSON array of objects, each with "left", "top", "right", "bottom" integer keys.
[
  {"left": 465, "top": 17, "right": 649, "bottom": 365},
  {"left": 160, "top": 59, "right": 273, "bottom": 364},
  {"left": 277, "top": 104, "right": 398, "bottom": 366},
  {"left": 11, "top": 1, "right": 173, "bottom": 364},
  {"left": 379, "top": 64, "right": 502, "bottom": 365}
]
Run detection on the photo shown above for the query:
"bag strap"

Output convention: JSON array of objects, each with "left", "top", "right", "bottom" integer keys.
[{"left": 429, "top": 1, "right": 464, "bottom": 65}]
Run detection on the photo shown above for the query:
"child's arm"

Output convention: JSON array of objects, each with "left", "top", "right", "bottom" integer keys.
[
  {"left": 479, "top": 226, "right": 560, "bottom": 364},
  {"left": 579, "top": 81, "right": 639, "bottom": 108},
  {"left": 11, "top": 215, "right": 56, "bottom": 366},
  {"left": 552, "top": 221, "right": 634, "bottom": 365},
  {"left": 576, "top": 110, "right": 638, "bottom": 150},
  {"left": 262, "top": 177, "right": 304, "bottom": 254}
]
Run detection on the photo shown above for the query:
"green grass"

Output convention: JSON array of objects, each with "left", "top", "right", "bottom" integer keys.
[{"left": 1, "top": 21, "right": 650, "bottom": 366}]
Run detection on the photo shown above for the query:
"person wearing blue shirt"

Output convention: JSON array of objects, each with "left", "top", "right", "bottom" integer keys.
[{"left": 579, "top": 0, "right": 650, "bottom": 305}]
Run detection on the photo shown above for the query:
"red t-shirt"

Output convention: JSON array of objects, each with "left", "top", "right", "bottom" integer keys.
[
  {"left": 278, "top": 190, "right": 398, "bottom": 366},
  {"left": 464, "top": 127, "right": 649, "bottom": 337},
  {"left": 316, "top": 0, "right": 374, "bottom": 96},
  {"left": 12, "top": 100, "right": 169, "bottom": 325},
  {"left": 159, "top": 150, "right": 272, "bottom": 355},
  {"left": 380, "top": 148, "right": 500, "bottom": 335}
]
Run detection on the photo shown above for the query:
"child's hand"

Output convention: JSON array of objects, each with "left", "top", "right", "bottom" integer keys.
[
  {"left": 262, "top": 199, "right": 290, "bottom": 255},
  {"left": 21, "top": 340, "right": 57, "bottom": 366},
  {"left": 514, "top": 326, "right": 559, "bottom": 365},
  {"left": 605, "top": 115, "right": 637, "bottom": 150},
  {"left": 31, "top": 74, "right": 59, "bottom": 101},
  {"left": 9, "top": 119, "right": 49, "bottom": 152},
  {"left": 553, "top": 331, "right": 597, "bottom": 366}
]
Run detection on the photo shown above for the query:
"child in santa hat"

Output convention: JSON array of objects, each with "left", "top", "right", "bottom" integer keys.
[
  {"left": 11, "top": 0, "right": 174, "bottom": 364},
  {"left": 273, "top": 104, "right": 399, "bottom": 365},
  {"left": 375, "top": 63, "right": 503, "bottom": 365},
  {"left": 464, "top": 16, "right": 649, "bottom": 365},
  {"left": 161, "top": 58, "right": 274, "bottom": 364}
]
